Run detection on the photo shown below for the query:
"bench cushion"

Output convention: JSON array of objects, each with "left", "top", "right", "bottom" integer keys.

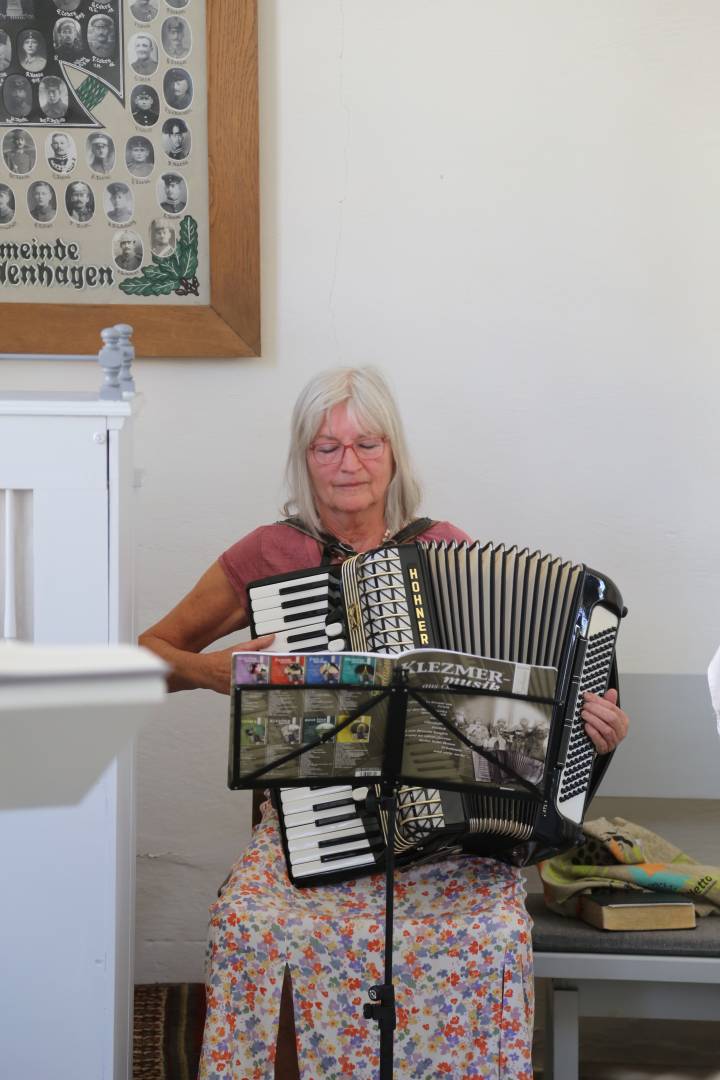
[{"left": 526, "top": 893, "right": 720, "bottom": 957}]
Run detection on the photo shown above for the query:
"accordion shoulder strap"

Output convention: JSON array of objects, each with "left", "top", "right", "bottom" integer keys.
[
  {"left": 392, "top": 516, "right": 436, "bottom": 543},
  {"left": 278, "top": 515, "right": 437, "bottom": 565}
]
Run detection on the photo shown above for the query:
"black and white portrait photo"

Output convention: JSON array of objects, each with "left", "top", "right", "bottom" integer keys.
[
  {"left": 27, "top": 180, "right": 57, "bottom": 224},
  {"left": 105, "top": 182, "right": 134, "bottom": 224},
  {"left": 38, "top": 76, "right": 68, "bottom": 119},
  {"left": 18, "top": 28, "right": 46, "bottom": 72},
  {"left": 54, "top": 0, "right": 82, "bottom": 10},
  {"left": 3, "top": 128, "right": 36, "bottom": 174},
  {"left": 157, "top": 172, "right": 187, "bottom": 215},
  {"left": 3, "top": 75, "right": 33, "bottom": 119},
  {"left": 0, "top": 30, "right": 11, "bottom": 72},
  {"left": 161, "top": 16, "right": 190, "bottom": 60},
  {"left": 130, "top": 0, "right": 157, "bottom": 22},
  {"left": 163, "top": 68, "right": 193, "bottom": 111},
  {"left": 46, "top": 131, "right": 76, "bottom": 174},
  {"left": 162, "top": 117, "right": 190, "bottom": 160},
  {"left": 149, "top": 218, "right": 176, "bottom": 257},
  {"left": 65, "top": 180, "right": 94, "bottom": 223},
  {"left": 113, "top": 231, "right": 143, "bottom": 272},
  {"left": 0, "top": 183, "right": 15, "bottom": 225},
  {"left": 131, "top": 84, "right": 159, "bottom": 127},
  {"left": 53, "top": 18, "right": 83, "bottom": 60},
  {"left": 87, "top": 14, "right": 115, "bottom": 59},
  {"left": 129, "top": 32, "right": 158, "bottom": 76},
  {"left": 165, "top": 0, "right": 188, "bottom": 8},
  {"left": 125, "top": 135, "right": 154, "bottom": 178},
  {"left": 86, "top": 131, "right": 115, "bottom": 173}
]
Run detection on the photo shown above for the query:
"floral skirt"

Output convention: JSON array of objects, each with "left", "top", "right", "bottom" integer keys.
[{"left": 199, "top": 803, "right": 534, "bottom": 1080}]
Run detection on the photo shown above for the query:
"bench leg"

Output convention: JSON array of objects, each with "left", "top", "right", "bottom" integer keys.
[{"left": 543, "top": 982, "right": 579, "bottom": 1080}]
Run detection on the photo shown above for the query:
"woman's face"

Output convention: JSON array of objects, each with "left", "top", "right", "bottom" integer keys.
[{"left": 307, "top": 401, "right": 393, "bottom": 523}]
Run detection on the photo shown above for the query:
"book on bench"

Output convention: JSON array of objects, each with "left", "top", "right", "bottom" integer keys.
[{"left": 579, "top": 890, "right": 697, "bottom": 931}]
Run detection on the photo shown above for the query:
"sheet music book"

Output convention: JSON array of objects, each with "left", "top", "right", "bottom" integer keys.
[{"left": 229, "top": 649, "right": 558, "bottom": 790}]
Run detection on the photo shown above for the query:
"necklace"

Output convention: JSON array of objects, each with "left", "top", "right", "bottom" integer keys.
[{"left": 334, "top": 525, "right": 391, "bottom": 553}]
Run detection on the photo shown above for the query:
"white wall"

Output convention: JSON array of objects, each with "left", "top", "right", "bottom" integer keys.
[{"left": 1, "top": 1, "right": 719, "bottom": 980}]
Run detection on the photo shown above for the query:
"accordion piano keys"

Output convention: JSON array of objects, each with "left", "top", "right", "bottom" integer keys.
[
  {"left": 265, "top": 627, "right": 331, "bottom": 652},
  {"left": 251, "top": 584, "right": 336, "bottom": 612},
  {"left": 281, "top": 784, "right": 384, "bottom": 879}
]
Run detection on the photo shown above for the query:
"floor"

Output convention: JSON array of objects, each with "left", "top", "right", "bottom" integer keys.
[{"left": 532, "top": 1017, "right": 720, "bottom": 1079}]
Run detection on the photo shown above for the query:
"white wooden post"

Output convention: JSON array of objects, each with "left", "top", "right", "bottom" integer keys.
[
  {"left": 0, "top": 345, "right": 142, "bottom": 1079},
  {"left": 2, "top": 488, "right": 16, "bottom": 641}
]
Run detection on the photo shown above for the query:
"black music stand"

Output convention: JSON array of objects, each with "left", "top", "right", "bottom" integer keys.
[
  {"left": 233, "top": 668, "right": 549, "bottom": 1080},
  {"left": 235, "top": 673, "right": 408, "bottom": 1078},
  {"left": 362, "top": 780, "right": 400, "bottom": 1080}
]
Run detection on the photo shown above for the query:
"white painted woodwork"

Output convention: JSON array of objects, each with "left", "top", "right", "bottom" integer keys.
[
  {"left": 0, "top": 393, "right": 141, "bottom": 1080},
  {"left": 0, "top": 644, "right": 166, "bottom": 809},
  {"left": 3, "top": 487, "right": 16, "bottom": 639}
]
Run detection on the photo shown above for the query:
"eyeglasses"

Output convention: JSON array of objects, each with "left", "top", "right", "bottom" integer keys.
[{"left": 308, "top": 436, "right": 387, "bottom": 466}]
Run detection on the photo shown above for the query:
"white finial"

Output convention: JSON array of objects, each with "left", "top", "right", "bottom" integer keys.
[
  {"left": 114, "top": 323, "right": 136, "bottom": 397},
  {"left": 98, "top": 326, "right": 123, "bottom": 400}
]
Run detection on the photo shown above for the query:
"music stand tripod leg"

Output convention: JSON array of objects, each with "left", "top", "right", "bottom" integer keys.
[{"left": 363, "top": 782, "right": 398, "bottom": 1080}]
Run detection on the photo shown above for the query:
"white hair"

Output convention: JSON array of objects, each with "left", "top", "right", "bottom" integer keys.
[{"left": 283, "top": 366, "right": 422, "bottom": 538}]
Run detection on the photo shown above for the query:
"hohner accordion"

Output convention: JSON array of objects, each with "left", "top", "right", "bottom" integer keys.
[{"left": 242, "top": 540, "right": 625, "bottom": 884}]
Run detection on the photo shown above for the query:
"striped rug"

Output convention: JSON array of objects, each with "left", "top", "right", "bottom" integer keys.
[{"left": 133, "top": 983, "right": 206, "bottom": 1080}]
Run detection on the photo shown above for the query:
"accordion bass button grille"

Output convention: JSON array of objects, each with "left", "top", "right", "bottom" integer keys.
[{"left": 557, "top": 620, "right": 620, "bottom": 815}]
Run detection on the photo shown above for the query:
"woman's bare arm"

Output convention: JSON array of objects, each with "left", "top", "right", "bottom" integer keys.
[{"left": 138, "top": 560, "right": 273, "bottom": 694}]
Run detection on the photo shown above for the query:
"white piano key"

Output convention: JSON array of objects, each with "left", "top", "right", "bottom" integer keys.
[
  {"left": 281, "top": 789, "right": 354, "bottom": 814},
  {"left": 285, "top": 815, "right": 378, "bottom": 842},
  {"left": 280, "top": 785, "right": 351, "bottom": 807},
  {"left": 254, "top": 604, "right": 331, "bottom": 629},
  {"left": 269, "top": 630, "right": 330, "bottom": 652},
  {"left": 292, "top": 852, "right": 377, "bottom": 878},
  {"left": 250, "top": 572, "right": 336, "bottom": 599},
  {"left": 290, "top": 837, "right": 375, "bottom": 865},
  {"left": 253, "top": 604, "right": 332, "bottom": 630},
  {"left": 253, "top": 613, "right": 328, "bottom": 632},
  {"left": 281, "top": 786, "right": 369, "bottom": 817},
  {"left": 251, "top": 586, "right": 334, "bottom": 612},
  {"left": 283, "top": 804, "right": 363, "bottom": 828},
  {"left": 286, "top": 822, "right": 370, "bottom": 852}
]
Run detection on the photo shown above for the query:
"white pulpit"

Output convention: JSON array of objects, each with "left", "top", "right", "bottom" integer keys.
[{"left": 0, "top": 383, "right": 156, "bottom": 1080}]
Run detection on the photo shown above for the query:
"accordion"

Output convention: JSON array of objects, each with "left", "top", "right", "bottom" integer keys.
[{"left": 245, "top": 540, "right": 625, "bottom": 883}]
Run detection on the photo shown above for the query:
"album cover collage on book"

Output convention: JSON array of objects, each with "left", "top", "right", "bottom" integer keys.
[{"left": 229, "top": 648, "right": 558, "bottom": 790}]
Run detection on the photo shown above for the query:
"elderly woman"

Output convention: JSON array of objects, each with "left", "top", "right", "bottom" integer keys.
[{"left": 140, "top": 367, "right": 628, "bottom": 1080}]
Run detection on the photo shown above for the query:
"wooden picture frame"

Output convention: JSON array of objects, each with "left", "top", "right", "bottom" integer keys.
[{"left": 1, "top": 0, "right": 259, "bottom": 359}]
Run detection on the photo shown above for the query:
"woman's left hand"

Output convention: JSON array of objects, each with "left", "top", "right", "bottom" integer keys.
[{"left": 582, "top": 688, "right": 629, "bottom": 754}]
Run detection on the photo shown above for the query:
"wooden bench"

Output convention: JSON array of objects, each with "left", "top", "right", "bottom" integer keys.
[
  {"left": 528, "top": 893, "right": 720, "bottom": 1079},
  {"left": 525, "top": 669, "right": 720, "bottom": 1079}
]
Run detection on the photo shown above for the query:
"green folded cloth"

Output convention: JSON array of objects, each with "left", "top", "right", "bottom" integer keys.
[{"left": 539, "top": 817, "right": 720, "bottom": 917}]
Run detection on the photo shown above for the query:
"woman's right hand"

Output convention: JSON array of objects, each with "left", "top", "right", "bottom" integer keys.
[
  {"left": 138, "top": 562, "right": 276, "bottom": 694},
  {"left": 203, "top": 634, "right": 275, "bottom": 695}
]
